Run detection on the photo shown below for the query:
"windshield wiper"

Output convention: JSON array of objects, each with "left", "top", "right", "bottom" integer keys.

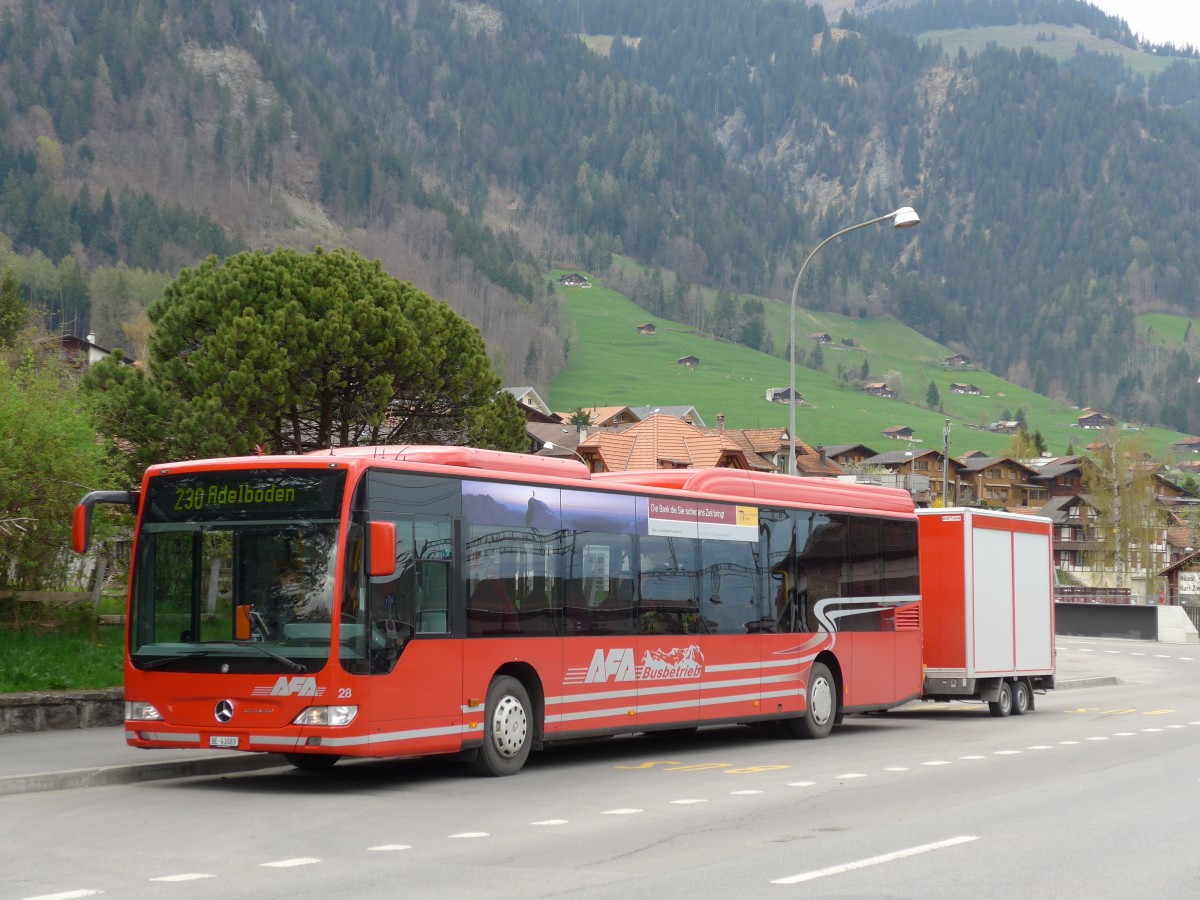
[
  {"left": 198, "top": 641, "right": 308, "bottom": 672},
  {"left": 142, "top": 650, "right": 217, "bottom": 670},
  {"left": 142, "top": 642, "right": 307, "bottom": 672}
]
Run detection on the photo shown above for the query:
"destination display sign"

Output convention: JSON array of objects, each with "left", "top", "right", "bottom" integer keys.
[{"left": 145, "top": 469, "right": 347, "bottom": 522}]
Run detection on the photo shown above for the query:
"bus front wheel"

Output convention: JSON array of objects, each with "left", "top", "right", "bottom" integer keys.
[
  {"left": 470, "top": 675, "right": 533, "bottom": 776},
  {"left": 285, "top": 753, "right": 340, "bottom": 771}
]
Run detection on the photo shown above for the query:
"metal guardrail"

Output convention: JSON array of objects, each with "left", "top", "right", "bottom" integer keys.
[{"left": 1054, "top": 586, "right": 1132, "bottom": 605}]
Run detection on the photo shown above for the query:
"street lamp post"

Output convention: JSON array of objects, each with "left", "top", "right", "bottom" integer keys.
[
  {"left": 787, "top": 206, "right": 921, "bottom": 476},
  {"left": 542, "top": 441, "right": 588, "bottom": 468}
]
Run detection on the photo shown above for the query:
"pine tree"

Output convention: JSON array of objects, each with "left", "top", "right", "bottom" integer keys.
[{"left": 0, "top": 269, "right": 27, "bottom": 347}]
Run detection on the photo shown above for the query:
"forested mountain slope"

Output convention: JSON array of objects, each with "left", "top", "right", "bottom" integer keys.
[{"left": 2, "top": 0, "right": 1199, "bottom": 437}]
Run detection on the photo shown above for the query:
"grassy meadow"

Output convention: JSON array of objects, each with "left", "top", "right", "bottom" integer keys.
[{"left": 548, "top": 272, "right": 1192, "bottom": 459}]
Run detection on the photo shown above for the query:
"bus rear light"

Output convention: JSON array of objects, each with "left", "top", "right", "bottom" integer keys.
[
  {"left": 292, "top": 705, "right": 358, "bottom": 727},
  {"left": 125, "top": 701, "right": 163, "bottom": 721}
]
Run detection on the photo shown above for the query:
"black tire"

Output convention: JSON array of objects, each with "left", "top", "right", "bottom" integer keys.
[
  {"left": 285, "top": 753, "right": 340, "bottom": 771},
  {"left": 470, "top": 675, "right": 533, "bottom": 776},
  {"left": 784, "top": 661, "right": 837, "bottom": 739},
  {"left": 1011, "top": 679, "right": 1030, "bottom": 716},
  {"left": 988, "top": 680, "right": 1013, "bottom": 718}
]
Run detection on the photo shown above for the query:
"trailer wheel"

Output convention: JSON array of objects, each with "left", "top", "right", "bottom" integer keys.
[
  {"left": 1010, "top": 679, "right": 1030, "bottom": 716},
  {"left": 988, "top": 680, "right": 1013, "bottom": 718},
  {"left": 470, "top": 675, "right": 532, "bottom": 776},
  {"left": 785, "top": 662, "right": 837, "bottom": 739}
]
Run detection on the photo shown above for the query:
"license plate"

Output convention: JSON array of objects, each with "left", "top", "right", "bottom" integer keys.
[{"left": 209, "top": 735, "right": 239, "bottom": 748}]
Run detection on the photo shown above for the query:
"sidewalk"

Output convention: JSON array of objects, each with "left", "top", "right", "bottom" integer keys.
[
  {"left": 0, "top": 726, "right": 287, "bottom": 797},
  {"left": 0, "top": 647, "right": 1116, "bottom": 798}
]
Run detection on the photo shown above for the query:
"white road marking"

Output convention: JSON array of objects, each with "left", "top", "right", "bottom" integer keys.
[
  {"left": 1141, "top": 728, "right": 1164, "bottom": 732},
  {"left": 1167, "top": 725, "right": 1187, "bottom": 729},
  {"left": 771, "top": 835, "right": 979, "bottom": 884},
  {"left": 993, "top": 750, "right": 1020, "bottom": 755},
  {"left": 531, "top": 819, "right": 570, "bottom": 825},
  {"left": 1086, "top": 736, "right": 1109, "bottom": 741},
  {"left": 884, "top": 767, "right": 910, "bottom": 771},
  {"left": 368, "top": 844, "right": 413, "bottom": 851},
  {"left": 1058, "top": 740, "right": 1080, "bottom": 745},
  {"left": 835, "top": 773, "right": 867, "bottom": 779},
  {"left": 788, "top": 781, "right": 816, "bottom": 787},
  {"left": 731, "top": 789, "right": 763, "bottom": 795},
  {"left": 1114, "top": 732, "right": 1136, "bottom": 737},
  {"left": 21, "top": 893, "right": 103, "bottom": 900},
  {"left": 449, "top": 832, "right": 490, "bottom": 838},
  {"left": 670, "top": 799, "right": 707, "bottom": 805},
  {"left": 260, "top": 859, "right": 320, "bottom": 868},
  {"left": 1026, "top": 745, "right": 1053, "bottom": 750},
  {"left": 958, "top": 755, "right": 985, "bottom": 760},
  {"left": 601, "top": 808, "right": 643, "bottom": 815},
  {"left": 149, "top": 874, "right": 212, "bottom": 882},
  {"left": 921, "top": 760, "right": 952, "bottom": 766}
]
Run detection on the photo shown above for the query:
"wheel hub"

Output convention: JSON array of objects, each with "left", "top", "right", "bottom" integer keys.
[
  {"left": 810, "top": 676, "right": 833, "bottom": 725},
  {"left": 490, "top": 694, "right": 528, "bottom": 758}
]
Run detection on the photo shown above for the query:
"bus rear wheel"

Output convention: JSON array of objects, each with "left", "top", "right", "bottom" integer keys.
[
  {"left": 784, "top": 662, "right": 837, "bottom": 739},
  {"left": 470, "top": 675, "right": 533, "bottom": 776}
]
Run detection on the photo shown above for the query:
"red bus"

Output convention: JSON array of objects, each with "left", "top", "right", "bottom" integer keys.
[{"left": 73, "top": 445, "right": 923, "bottom": 776}]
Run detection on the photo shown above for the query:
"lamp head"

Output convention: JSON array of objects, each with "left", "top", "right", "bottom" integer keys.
[{"left": 890, "top": 206, "right": 921, "bottom": 229}]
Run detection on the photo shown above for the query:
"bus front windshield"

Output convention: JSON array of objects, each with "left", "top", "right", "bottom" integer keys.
[{"left": 129, "top": 469, "right": 347, "bottom": 673}]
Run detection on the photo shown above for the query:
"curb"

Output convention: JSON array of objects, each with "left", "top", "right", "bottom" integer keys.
[
  {"left": 0, "top": 753, "right": 288, "bottom": 797},
  {"left": 1054, "top": 675, "right": 1122, "bottom": 690}
]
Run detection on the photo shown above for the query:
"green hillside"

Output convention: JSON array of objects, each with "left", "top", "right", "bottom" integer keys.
[
  {"left": 1136, "top": 313, "right": 1200, "bottom": 347},
  {"left": 549, "top": 273, "right": 1193, "bottom": 459},
  {"left": 920, "top": 24, "right": 1189, "bottom": 78}
]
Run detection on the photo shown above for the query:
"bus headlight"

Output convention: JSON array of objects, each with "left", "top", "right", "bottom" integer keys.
[
  {"left": 292, "top": 705, "right": 358, "bottom": 727},
  {"left": 125, "top": 701, "right": 163, "bottom": 721}
]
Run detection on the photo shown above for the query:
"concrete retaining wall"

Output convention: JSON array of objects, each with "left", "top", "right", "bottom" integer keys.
[
  {"left": 1056, "top": 602, "right": 1199, "bottom": 643},
  {"left": 0, "top": 688, "right": 123, "bottom": 735}
]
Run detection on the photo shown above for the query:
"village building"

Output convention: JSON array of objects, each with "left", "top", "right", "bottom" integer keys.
[
  {"left": 764, "top": 387, "right": 803, "bottom": 405},
  {"left": 881, "top": 425, "right": 915, "bottom": 441}
]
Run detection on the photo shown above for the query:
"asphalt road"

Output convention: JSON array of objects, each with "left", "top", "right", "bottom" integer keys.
[{"left": 4, "top": 637, "right": 1199, "bottom": 899}]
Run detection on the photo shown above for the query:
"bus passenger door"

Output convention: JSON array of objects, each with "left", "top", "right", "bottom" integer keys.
[
  {"left": 636, "top": 535, "right": 702, "bottom": 728},
  {"left": 697, "top": 539, "right": 763, "bottom": 727},
  {"left": 365, "top": 516, "right": 462, "bottom": 756}
]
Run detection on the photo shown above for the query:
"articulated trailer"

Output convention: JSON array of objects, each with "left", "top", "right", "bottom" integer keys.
[{"left": 916, "top": 508, "right": 1056, "bottom": 717}]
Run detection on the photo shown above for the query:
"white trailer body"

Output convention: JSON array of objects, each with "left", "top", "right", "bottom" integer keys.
[{"left": 916, "top": 508, "right": 1055, "bottom": 717}]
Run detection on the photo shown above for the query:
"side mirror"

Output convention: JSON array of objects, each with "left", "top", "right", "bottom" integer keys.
[
  {"left": 72, "top": 490, "right": 137, "bottom": 553},
  {"left": 367, "top": 520, "right": 397, "bottom": 578}
]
